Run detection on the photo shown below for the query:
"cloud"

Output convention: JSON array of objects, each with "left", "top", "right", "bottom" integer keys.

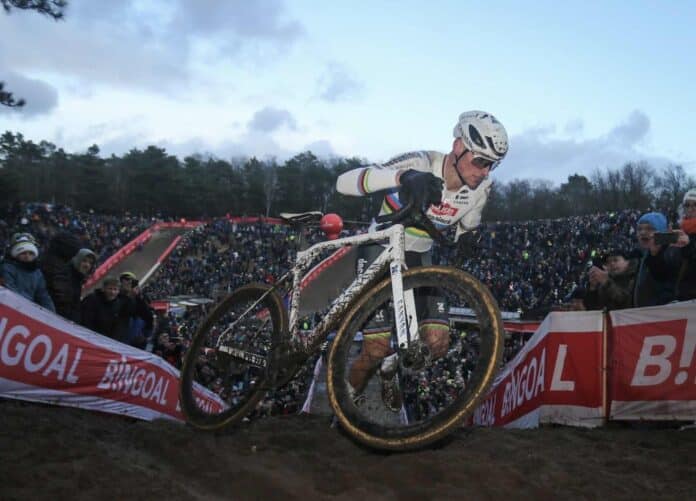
[
  {"left": 70, "top": 123, "right": 339, "bottom": 164},
  {"left": 317, "top": 63, "right": 363, "bottom": 102},
  {"left": 0, "top": 0, "right": 303, "bottom": 92},
  {"left": 0, "top": 71, "right": 58, "bottom": 116},
  {"left": 607, "top": 110, "right": 650, "bottom": 146},
  {"left": 302, "top": 139, "right": 335, "bottom": 157},
  {"left": 170, "top": 0, "right": 303, "bottom": 44},
  {"left": 248, "top": 107, "right": 297, "bottom": 132},
  {"left": 563, "top": 119, "right": 584, "bottom": 135},
  {"left": 499, "top": 110, "right": 669, "bottom": 185}
]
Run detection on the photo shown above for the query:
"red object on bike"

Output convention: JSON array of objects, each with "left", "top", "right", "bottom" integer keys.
[{"left": 320, "top": 213, "right": 343, "bottom": 240}]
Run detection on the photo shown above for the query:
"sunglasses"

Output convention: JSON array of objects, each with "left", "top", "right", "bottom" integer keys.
[
  {"left": 471, "top": 156, "right": 499, "bottom": 171},
  {"left": 684, "top": 202, "right": 696, "bottom": 209}
]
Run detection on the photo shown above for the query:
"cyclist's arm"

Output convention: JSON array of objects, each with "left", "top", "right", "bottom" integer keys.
[
  {"left": 336, "top": 152, "right": 432, "bottom": 196},
  {"left": 454, "top": 179, "right": 491, "bottom": 242}
]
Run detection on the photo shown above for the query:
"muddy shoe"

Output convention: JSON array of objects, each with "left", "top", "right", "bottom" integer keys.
[
  {"left": 379, "top": 370, "right": 402, "bottom": 412},
  {"left": 347, "top": 382, "right": 366, "bottom": 408}
]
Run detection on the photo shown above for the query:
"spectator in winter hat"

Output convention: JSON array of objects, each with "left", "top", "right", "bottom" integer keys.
[
  {"left": 633, "top": 212, "right": 681, "bottom": 307},
  {"left": 673, "top": 189, "right": 696, "bottom": 300},
  {"left": 1, "top": 233, "right": 56, "bottom": 311},
  {"left": 45, "top": 244, "right": 96, "bottom": 324}
]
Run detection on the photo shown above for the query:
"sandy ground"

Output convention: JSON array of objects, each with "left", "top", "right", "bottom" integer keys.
[{"left": 1, "top": 399, "right": 694, "bottom": 500}]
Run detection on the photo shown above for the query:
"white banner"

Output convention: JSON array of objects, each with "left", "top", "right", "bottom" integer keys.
[
  {"left": 0, "top": 287, "right": 226, "bottom": 422},
  {"left": 609, "top": 300, "right": 696, "bottom": 420}
]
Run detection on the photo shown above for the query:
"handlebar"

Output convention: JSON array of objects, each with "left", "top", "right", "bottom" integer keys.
[{"left": 374, "top": 202, "right": 453, "bottom": 248}]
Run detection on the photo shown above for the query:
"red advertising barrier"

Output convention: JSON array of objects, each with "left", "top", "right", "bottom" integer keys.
[
  {"left": 0, "top": 287, "right": 225, "bottom": 421},
  {"left": 227, "top": 216, "right": 285, "bottom": 225},
  {"left": 83, "top": 227, "right": 154, "bottom": 290},
  {"left": 502, "top": 321, "right": 542, "bottom": 333},
  {"left": 609, "top": 301, "right": 696, "bottom": 420},
  {"left": 83, "top": 221, "right": 205, "bottom": 291},
  {"left": 157, "top": 235, "right": 183, "bottom": 265},
  {"left": 153, "top": 221, "right": 205, "bottom": 230},
  {"left": 473, "top": 311, "right": 605, "bottom": 428}
]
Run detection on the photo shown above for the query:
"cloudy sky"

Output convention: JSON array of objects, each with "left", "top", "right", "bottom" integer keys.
[{"left": 1, "top": 0, "right": 695, "bottom": 184}]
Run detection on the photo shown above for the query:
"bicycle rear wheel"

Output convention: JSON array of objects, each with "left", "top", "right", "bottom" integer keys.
[
  {"left": 327, "top": 266, "right": 503, "bottom": 451},
  {"left": 179, "top": 283, "right": 288, "bottom": 430}
]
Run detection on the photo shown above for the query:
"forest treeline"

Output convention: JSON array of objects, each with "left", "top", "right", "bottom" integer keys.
[{"left": 1, "top": 131, "right": 694, "bottom": 222}]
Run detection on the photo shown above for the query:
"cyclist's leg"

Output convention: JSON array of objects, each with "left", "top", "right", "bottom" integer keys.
[
  {"left": 348, "top": 327, "right": 392, "bottom": 393},
  {"left": 417, "top": 292, "right": 451, "bottom": 359},
  {"left": 407, "top": 251, "right": 451, "bottom": 359},
  {"left": 348, "top": 244, "right": 393, "bottom": 394}
]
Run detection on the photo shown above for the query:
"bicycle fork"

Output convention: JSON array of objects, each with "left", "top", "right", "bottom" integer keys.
[{"left": 388, "top": 260, "right": 430, "bottom": 372}]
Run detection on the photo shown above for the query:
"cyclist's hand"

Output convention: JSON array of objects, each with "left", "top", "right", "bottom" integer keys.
[{"left": 398, "top": 170, "right": 443, "bottom": 211}]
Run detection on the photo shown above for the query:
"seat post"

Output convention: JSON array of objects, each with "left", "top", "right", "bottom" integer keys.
[{"left": 292, "top": 222, "right": 310, "bottom": 251}]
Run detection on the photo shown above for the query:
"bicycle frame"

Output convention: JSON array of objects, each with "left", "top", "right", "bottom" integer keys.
[{"left": 277, "top": 223, "right": 418, "bottom": 355}]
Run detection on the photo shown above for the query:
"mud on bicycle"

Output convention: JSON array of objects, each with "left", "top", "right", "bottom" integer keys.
[{"left": 178, "top": 204, "right": 504, "bottom": 451}]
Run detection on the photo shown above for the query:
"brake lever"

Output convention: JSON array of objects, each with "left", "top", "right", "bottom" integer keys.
[{"left": 374, "top": 202, "right": 453, "bottom": 247}]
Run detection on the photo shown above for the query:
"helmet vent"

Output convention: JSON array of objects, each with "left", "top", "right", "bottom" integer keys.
[
  {"left": 486, "top": 137, "right": 506, "bottom": 156},
  {"left": 468, "top": 125, "right": 485, "bottom": 148}
]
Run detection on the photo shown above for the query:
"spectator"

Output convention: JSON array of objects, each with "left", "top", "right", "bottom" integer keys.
[
  {"left": 153, "top": 331, "right": 184, "bottom": 368},
  {"left": 1, "top": 233, "right": 55, "bottom": 311},
  {"left": 633, "top": 212, "right": 681, "bottom": 307},
  {"left": 41, "top": 232, "right": 84, "bottom": 321},
  {"left": 118, "top": 271, "right": 154, "bottom": 349},
  {"left": 553, "top": 286, "right": 587, "bottom": 311},
  {"left": 675, "top": 189, "right": 696, "bottom": 300},
  {"left": 81, "top": 276, "right": 132, "bottom": 341},
  {"left": 583, "top": 249, "right": 637, "bottom": 310}
]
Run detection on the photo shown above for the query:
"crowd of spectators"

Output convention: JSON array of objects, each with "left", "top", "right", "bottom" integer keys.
[
  {"left": 436, "top": 209, "right": 642, "bottom": 315},
  {"left": 3, "top": 198, "right": 696, "bottom": 420},
  {"left": 0, "top": 203, "right": 152, "bottom": 266},
  {"left": 144, "top": 219, "right": 329, "bottom": 299},
  {"left": 139, "top": 203, "right": 696, "bottom": 418},
  {"left": 1, "top": 202, "right": 156, "bottom": 346}
]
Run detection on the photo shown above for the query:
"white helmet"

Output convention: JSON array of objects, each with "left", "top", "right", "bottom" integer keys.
[{"left": 453, "top": 111, "right": 509, "bottom": 162}]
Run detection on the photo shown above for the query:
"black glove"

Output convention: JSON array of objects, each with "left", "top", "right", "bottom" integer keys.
[{"left": 398, "top": 170, "right": 443, "bottom": 211}]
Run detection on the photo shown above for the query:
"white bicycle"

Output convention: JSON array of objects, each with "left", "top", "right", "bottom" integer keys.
[{"left": 179, "top": 204, "right": 504, "bottom": 451}]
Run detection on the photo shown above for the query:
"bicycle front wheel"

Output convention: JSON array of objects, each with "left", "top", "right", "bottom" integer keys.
[
  {"left": 179, "top": 283, "right": 288, "bottom": 430},
  {"left": 327, "top": 266, "right": 504, "bottom": 451}
]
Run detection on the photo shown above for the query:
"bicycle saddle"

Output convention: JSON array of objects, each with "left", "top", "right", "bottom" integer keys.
[{"left": 279, "top": 211, "right": 323, "bottom": 224}]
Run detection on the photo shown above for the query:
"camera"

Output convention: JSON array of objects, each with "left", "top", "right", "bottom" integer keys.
[{"left": 653, "top": 231, "right": 678, "bottom": 246}]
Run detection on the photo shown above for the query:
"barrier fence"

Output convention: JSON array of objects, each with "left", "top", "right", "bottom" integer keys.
[
  {"left": 0, "top": 287, "right": 225, "bottom": 421},
  {"left": 83, "top": 220, "right": 204, "bottom": 291},
  {"left": 472, "top": 301, "right": 696, "bottom": 428},
  {"left": 2, "top": 283, "right": 694, "bottom": 426}
]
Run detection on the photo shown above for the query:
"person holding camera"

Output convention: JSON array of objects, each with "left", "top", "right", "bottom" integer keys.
[
  {"left": 583, "top": 249, "right": 638, "bottom": 311},
  {"left": 118, "top": 271, "right": 154, "bottom": 349},
  {"left": 633, "top": 212, "right": 682, "bottom": 307},
  {"left": 674, "top": 189, "right": 696, "bottom": 300}
]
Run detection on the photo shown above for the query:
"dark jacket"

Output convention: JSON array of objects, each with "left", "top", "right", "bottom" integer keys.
[
  {"left": 584, "top": 259, "right": 638, "bottom": 311},
  {"left": 676, "top": 235, "right": 696, "bottom": 301},
  {"left": 633, "top": 245, "right": 682, "bottom": 307},
  {"left": 1, "top": 257, "right": 56, "bottom": 311},
  {"left": 118, "top": 292, "right": 154, "bottom": 348},
  {"left": 81, "top": 289, "right": 132, "bottom": 342},
  {"left": 41, "top": 232, "right": 83, "bottom": 322}
]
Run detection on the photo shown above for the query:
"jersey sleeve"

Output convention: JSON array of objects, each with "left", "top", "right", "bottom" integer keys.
[
  {"left": 336, "top": 151, "right": 432, "bottom": 196},
  {"left": 454, "top": 179, "right": 492, "bottom": 241}
]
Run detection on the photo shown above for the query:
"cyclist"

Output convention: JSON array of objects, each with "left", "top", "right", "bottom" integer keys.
[{"left": 336, "top": 110, "right": 509, "bottom": 410}]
